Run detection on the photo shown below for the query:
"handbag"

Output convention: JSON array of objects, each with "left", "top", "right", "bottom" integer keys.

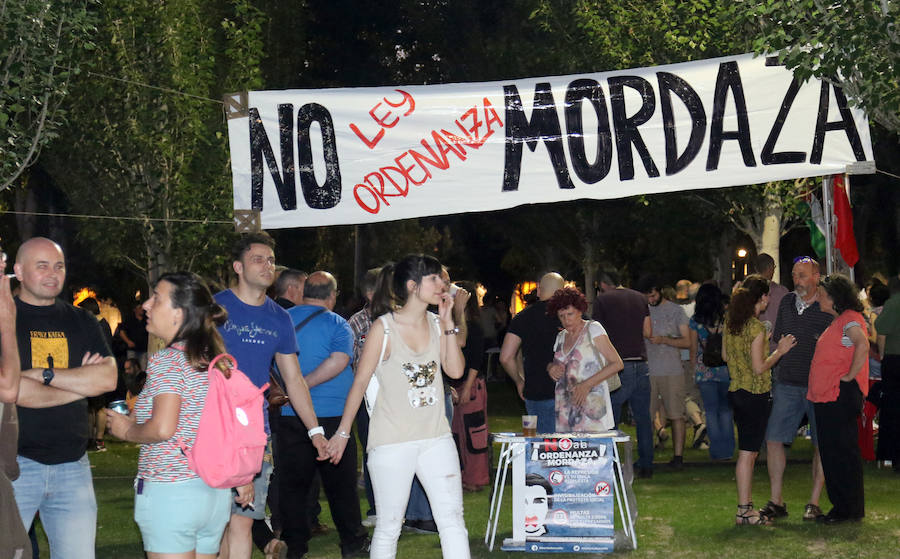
[
  {"left": 586, "top": 323, "right": 622, "bottom": 392},
  {"left": 267, "top": 308, "right": 327, "bottom": 407},
  {"left": 701, "top": 321, "right": 726, "bottom": 368}
]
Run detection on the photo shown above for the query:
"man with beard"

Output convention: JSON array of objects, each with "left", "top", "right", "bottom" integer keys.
[
  {"left": 760, "top": 257, "right": 832, "bottom": 523},
  {"left": 639, "top": 276, "right": 690, "bottom": 470}
]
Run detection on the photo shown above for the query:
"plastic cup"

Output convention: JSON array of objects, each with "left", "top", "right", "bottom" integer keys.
[{"left": 522, "top": 415, "right": 538, "bottom": 437}]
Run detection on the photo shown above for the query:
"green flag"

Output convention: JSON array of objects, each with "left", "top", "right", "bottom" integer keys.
[{"left": 803, "top": 192, "right": 827, "bottom": 259}]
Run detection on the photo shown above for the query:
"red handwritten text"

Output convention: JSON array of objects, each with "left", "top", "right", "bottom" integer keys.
[
  {"left": 349, "top": 89, "right": 416, "bottom": 149},
  {"left": 353, "top": 97, "right": 503, "bottom": 214}
]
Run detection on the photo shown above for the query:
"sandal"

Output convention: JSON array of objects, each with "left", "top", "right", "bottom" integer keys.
[
  {"left": 759, "top": 500, "right": 788, "bottom": 519},
  {"left": 803, "top": 503, "right": 824, "bottom": 521},
  {"left": 736, "top": 503, "right": 770, "bottom": 526},
  {"left": 264, "top": 539, "right": 288, "bottom": 559}
]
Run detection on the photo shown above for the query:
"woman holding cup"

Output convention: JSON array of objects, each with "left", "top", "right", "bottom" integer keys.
[
  {"left": 106, "top": 272, "right": 238, "bottom": 558},
  {"left": 323, "top": 254, "right": 468, "bottom": 559}
]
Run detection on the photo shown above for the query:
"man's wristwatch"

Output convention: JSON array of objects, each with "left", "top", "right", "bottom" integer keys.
[{"left": 42, "top": 368, "right": 55, "bottom": 386}]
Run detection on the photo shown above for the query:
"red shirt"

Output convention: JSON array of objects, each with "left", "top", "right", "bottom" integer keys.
[{"left": 807, "top": 310, "right": 868, "bottom": 403}]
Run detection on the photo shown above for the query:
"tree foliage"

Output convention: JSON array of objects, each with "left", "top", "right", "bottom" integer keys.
[
  {"left": 0, "top": 0, "right": 97, "bottom": 190},
  {"left": 743, "top": 0, "right": 900, "bottom": 132},
  {"left": 43, "top": 0, "right": 266, "bottom": 286}
]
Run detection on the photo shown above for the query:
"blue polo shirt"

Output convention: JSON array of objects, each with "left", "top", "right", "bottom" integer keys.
[{"left": 282, "top": 305, "right": 354, "bottom": 418}]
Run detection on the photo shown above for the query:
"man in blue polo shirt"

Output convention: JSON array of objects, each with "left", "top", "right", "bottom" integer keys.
[
  {"left": 278, "top": 271, "right": 368, "bottom": 559},
  {"left": 215, "top": 232, "right": 327, "bottom": 559}
]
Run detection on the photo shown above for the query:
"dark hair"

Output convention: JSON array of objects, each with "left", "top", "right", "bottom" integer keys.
[
  {"left": 636, "top": 274, "right": 660, "bottom": 295},
  {"left": 597, "top": 270, "right": 619, "bottom": 287},
  {"left": 693, "top": 284, "right": 725, "bottom": 327},
  {"left": 525, "top": 473, "right": 554, "bottom": 508},
  {"left": 156, "top": 272, "right": 228, "bottom": 369},
  {"left": 370, "top": 255, "right": 443, "bottom": 319},
  {"left": 303, "top": 273, "right": 337, "bottom": 300},
  {"left": 546, "top": 286, "right": 588, "bottom": 316},
  {"left": 726, "top": 274, "right": 769, "bottom": 335},
  {"left": 123, "top": 357, "right": 143, "bottom": 374},
  {"left": 78, "top": 297, "right": 100, "bottom": 315},
  {"left": 230, "top": 231, "right": 275, "bottom": 264},
  {"left": 869, "top": 283, "right": 890, "bottom": 307},
  {"left": 273, "top": 269, "right": 306, "bottom": 297},
  {"left": 362, "top": 267, "right": 380, "bottom": 294},
  {"left": 821, "top": 274, "right": 863, "bottom": 314},
  {"left": 889, "top": 275, "right": 900, "bottom": 295},
  {"left": 123, "top": 358, "right": 146, "bottom": 396},
  {"left": 756, "top": 253, "right": 775, "bottom": 273}
]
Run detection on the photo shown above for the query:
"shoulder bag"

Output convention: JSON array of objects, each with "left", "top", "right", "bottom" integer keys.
[{"left": 267, "top": 308, "right": 327, "bottom": 407}]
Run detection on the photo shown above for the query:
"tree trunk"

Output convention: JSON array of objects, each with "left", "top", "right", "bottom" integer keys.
[
  {"left": 760, "top": 212, "right": 782, "bottom": 283},
  {"left": 583, "top": 250, "right": 596, "bottom": 304},
  {"left": 760, "top": 189, "right": 785, "bottom": 283},
  {"left": 714, "top": 229, "right": 733, "bottom": 292},
  {"left": 15, "top": 181, "right": 37, "bottom": 242}
]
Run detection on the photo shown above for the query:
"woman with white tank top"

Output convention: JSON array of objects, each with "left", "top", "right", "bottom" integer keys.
[{"left": 325, "top": 254, "right": 469, "bottom": 559}]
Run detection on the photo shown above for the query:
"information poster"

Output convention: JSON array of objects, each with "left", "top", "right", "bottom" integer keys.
[{"left": 524, "top": 437, "right": 616, "bottom": 553}]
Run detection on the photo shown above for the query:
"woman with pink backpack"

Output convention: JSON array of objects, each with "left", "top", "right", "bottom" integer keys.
[{"left": 107, "top": 272, "right": 245, "bottom": 558}]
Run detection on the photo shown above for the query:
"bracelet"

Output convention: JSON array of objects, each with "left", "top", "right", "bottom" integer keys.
[
  {"left": 444, "top": 326, "right": 459, "bottom": 335},
  {"left": 307, "top": 426, "right": 325, "bottom": 438},
  {"left": 337, "top": 430, "right": 352, "bottom": 439}
]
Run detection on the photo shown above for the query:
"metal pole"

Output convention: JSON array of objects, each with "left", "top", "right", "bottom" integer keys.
[
  {"left": 353, "top": 225, "right": 362, "bottom": 295},
  {"left": 844, "top": 173, "right": 856, "bottom": 283},
  {"left": 822, "top": 176, "right": 834, "bottom": 275}
]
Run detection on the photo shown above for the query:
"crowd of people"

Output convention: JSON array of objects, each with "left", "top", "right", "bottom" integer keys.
[
  {"left": 1, "top": 234, "right": 899, "bottom": 558},
  {"left": 498, "top": 255, "right": 898, "bottom": 529}
]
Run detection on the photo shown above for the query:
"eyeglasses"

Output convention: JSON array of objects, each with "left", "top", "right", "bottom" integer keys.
[{"left": 793, "top": 256, "right": 816, "bottom": 264}]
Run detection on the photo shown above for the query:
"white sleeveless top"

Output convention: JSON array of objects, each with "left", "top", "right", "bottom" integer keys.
[{"left": 367, "top": 312, "right": 450, "bottom": 450}]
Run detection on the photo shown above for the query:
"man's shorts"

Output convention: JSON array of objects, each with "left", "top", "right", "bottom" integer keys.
[
  {"left": 231, "top": 458, "right": 272, "bottom": 520},
  {"left": 765, "top": 381, "right": 819, "bottom": 447},
  {"left": 650, "top": 374, "right": 686, "bottom": 420}
]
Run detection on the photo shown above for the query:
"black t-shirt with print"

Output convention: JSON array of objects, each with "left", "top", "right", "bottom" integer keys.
[{"left": 15, "top": 298, "right": 112, "bottom": 464}]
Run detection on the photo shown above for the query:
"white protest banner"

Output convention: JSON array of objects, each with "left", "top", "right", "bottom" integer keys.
[{"left": 226, "top": 52, "right": 874, "bottom": 229}]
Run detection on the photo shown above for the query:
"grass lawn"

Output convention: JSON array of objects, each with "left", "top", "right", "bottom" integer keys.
[{"left": 33, "top": 378, "right": 900, "bottom": 558}]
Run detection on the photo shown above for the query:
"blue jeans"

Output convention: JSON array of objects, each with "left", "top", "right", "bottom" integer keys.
[
  {"left": 524, "top": 398, "right": 556, "bottom": 434},
  {"left": 13, "top": 454, "right": 97, "bottom": 559},
  {"left": 698, "top": 381, "right": 735, "bottom": 460},
  {"left": 406, "top": 393, "right": 454, "bottom": 521},
  {"left": 610, "top": 361, "right": 654, "bottom": 470}
]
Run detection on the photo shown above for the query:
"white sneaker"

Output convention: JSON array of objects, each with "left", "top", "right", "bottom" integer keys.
[{"left": 362, "top": 515, "right": 377, "bottom": 528}]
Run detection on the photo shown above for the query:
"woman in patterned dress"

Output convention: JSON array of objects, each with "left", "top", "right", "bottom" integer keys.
[{"left": 546, "top": 287, "right": 623, "bottom": 433}]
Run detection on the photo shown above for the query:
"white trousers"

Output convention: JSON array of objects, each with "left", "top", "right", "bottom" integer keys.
[{"left": 367, "top": 434, "right": 470, "bottom": 559}]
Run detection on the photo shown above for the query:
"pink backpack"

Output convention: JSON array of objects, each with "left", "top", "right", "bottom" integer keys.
[{"left": 180, "top": 354, "right": 269, "bottom": 489}]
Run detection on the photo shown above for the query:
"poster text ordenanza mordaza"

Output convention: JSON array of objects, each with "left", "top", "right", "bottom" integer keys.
[{"left": 248, "top": 58, "right": 868, "bottom": 215}]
